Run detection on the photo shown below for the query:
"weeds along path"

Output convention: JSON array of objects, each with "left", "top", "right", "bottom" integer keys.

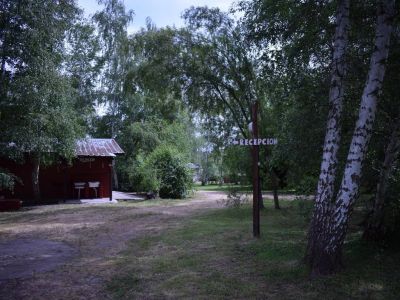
[{"left": 0, "top": 191, "right": 227, "bottom": 300}]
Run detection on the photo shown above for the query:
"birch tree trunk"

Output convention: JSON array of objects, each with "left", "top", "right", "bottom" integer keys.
[
  {"left": 306, "top": 0, "right": 350, "bottom": 271},
  {"left": 31, "top": 154, "right": 41, "bottom": 202},
  {"left": 112, "top": 159, "right": 119, "bottom": 190},
  {"left": 362, "top": 117, "right": 400, "bottom": 241},
  {"left": 322, "top": 0, "right": 396, "bottom": 274}
]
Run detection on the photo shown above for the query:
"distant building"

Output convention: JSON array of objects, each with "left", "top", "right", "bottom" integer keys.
[{"left": 0, "top": 139, "right": 124, "bottom": 202}]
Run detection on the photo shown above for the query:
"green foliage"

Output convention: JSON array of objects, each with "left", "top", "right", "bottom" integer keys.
[
  {"left": 0, "top": 169, "right": 20, "bottom": 192},
  {"left": 0, "top": 0, "right": 83, "bottom": 162},
  {"left": 294, "top": 175, "right": 318, "bottom": 196},
  {"left": 65, "top": 18, "right": 102, "bottom": 129},
  {"left": 142, "top": 145, "right": 192, "bottom": 199},
  {"left": 180, "top": 7, "right": 260, "bottom": 136},
  {"left": 197, "top": 148, "right": 219, "bottom": 185},
  {"left": 223, "top": 146, "right": 251, "bottom": 184},
  {"left": 115, "top": 117, "right": 196, "bottom": 192},
  {"left": 6, "top": 69, "right": 83, "bottom": 159},
  {"left": 130, "top": 25, "right": 184, "bottom": 102},
  {"left": 93, "top": 0, "right": 134, "bottom": 136},
  {"left": 116, "top": 155, "right": 145, "bottom": 192}
]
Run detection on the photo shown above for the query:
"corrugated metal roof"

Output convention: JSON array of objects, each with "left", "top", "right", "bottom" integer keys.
[{"left": 75, "top": 139, "right": 124, "bottom": 157}]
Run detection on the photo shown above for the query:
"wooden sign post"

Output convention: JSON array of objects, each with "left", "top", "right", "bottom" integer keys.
[
  {"left": 251, "top": 101, "right": 260, "bottom": 238},
  {"left": 229, "top": 101, "right": 277, "bottom": 238}
]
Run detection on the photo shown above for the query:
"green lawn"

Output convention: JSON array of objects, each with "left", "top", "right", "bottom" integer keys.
[
  {"left": 194, "top": 183, "right": 252, "bottom": 192},
  {"left": 194, "top": 183, "right": 297, "bottom": 195},
  {"left": 107, "top": 200, "right": 400, "bottom": 299}
]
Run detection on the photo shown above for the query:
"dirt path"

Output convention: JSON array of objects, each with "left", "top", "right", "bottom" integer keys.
[{"left": 0, "top": 191, "right": 227, "bottom": 300}]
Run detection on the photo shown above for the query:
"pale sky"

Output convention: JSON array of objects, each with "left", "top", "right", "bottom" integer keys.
[{"left": 77, "top": 0, "right": 237, "bottom": 33}]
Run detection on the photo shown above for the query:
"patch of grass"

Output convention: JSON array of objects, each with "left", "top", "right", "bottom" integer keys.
[
  {"left": 0, "top": 196, "right": 195, "bottom": 224},
  {"left": 194, "top": 184, "right": 298, "bottom": 197},
  {"left": 194, "top": 183, "right": 251, "bottom": 192},
  {"left": 0, "top": 205, "right": 95, "bottom": 223},
  {"left": 124, "top": 198, "right": 191, "bottom": 207},
  {"left": 107, "top": 199, "right": 400, "bottom": 299},
  {"left": 0, "top": 203, "right": 147, "bottom": 224}
]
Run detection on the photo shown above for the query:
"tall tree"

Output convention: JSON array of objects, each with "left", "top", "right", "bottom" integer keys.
[
  {"left": 66, "top": 17, "right": 102, "bottom": 131},
  {"left": 311, "top": 0, "right": 396, "bottom": 275},
  {"left": 128, "top": 8, "right": 270, "bottom": 198},
  {"left": 181, "top": 7, "right": 271, "bottom": 206},
  {"left": 181, "top": 7, "right": 258, "bottom": 138},
  {"left": 306, "top": 0, "right": 351, "bottom": 273},
  {"left": 93, "top": 0, "right": 134, "bottom": 137},
  {"left": 93, "top": 0, "right": 134, "bottom": 189},
  {"left": 239, "top": 0, "right": 398, "bottom": 275},
  {"left": 238, "top": 0, "right": 340, "bottom": 195},
  {"left": 362, "top": 116, "right": 400, "bottom": 240},
  {"left": 125, "top": 23, "right": 185, "bottom": 122},
  {"left": 0, "top": 0, "right": 83, "bottom": 201},
  {"left": 362, "top": 27, "right": 400, "bottom": 241}
]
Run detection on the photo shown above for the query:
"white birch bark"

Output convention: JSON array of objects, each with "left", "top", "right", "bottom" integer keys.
[
  {"left": 315, "top": 0, "right": 350, "bottom": 207},
  {"left": 31, "top": 154, "right": 41, "bottom": 202},
  {"left": 327, "top": 0, "right": 396, "bottom": 254},
  {"left": 307, "top": 0, "right": 350, "bottom": 266}
]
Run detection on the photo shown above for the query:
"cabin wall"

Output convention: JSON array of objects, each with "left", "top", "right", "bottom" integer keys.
[
  {"left": 0, "top": 157, "right": 113, "bottom": 200},
  {"left": 63, "top": 157, "right": 112, "bottom": 199}
]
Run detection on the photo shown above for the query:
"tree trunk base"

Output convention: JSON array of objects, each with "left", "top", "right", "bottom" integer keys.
[
  {"left": 306, "top": 239, "right": 343, "bottom": 278},
  {"left": 309, "top": 250, "right": 343, "bottom": 278},
  {"left": 273, "top": 195, "right": 280, "bottom": 209}
]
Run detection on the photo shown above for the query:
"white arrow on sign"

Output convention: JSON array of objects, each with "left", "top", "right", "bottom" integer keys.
[{"left": 229, "top": 138, "right": 278, "bottom": 146}]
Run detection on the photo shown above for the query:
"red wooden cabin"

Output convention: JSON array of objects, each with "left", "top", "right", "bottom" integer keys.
[{"left": 0, "top": 139, "right": 124, "bottom": 202}]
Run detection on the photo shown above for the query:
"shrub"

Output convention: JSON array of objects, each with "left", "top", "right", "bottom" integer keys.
[
  {"left": 116, "top": 154, "right": 158, "bottom": 192},
  {"left": 143, "top": 146, "right": 191, "bottom": 199},
  {"left": 116, "top": 157, "right": 142, "bottom": 192},
  {"left": 0, "top": 168, "right": 20, "bottom": 193},
  {"left": 221, "top": 187, "right": 249, "bottom": 208}
]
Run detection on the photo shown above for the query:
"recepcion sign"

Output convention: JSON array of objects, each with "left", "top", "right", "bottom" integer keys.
[{"left": 230, "top": 138, "right": 278, "bottom": 146}]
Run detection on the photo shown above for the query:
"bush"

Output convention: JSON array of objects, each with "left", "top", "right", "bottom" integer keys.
[
  {"left": 143, "top": 146, "right": 192, "bottom": 199},
  {"left": 221, "top": 187, "right": 249, "bottom": 208},
  {"left": 117, "top": 154, "right": 159, "bottom": 192},
  {"left": 0, "top": 168, "right": 20, "bottom": 193},
  {"left": 116, "top": 156, "right": 143, "bottom": 192},
  {"left": 138, "top": 163, "right": 161, "bottom": 194}
]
